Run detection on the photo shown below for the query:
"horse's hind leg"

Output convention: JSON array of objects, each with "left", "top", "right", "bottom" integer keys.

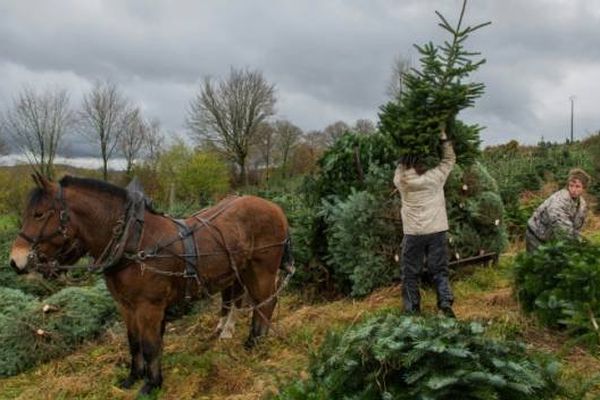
[
  {"left": 245, "top": 295, "right": 277, "bottom": 349},
  {"left": 215, "top": 282, "right": 243, "bottom": 339},
  {"left": 243, "top": 258, "right": 280, "bottom": 349}
]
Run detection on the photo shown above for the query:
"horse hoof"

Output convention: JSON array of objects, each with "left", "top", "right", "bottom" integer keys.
[
  {"left": 219, "top": 329, "right": 234, "bottom": 340},
  {"left": 244, "top": 337, "right": 257, "bottom": 350},
  {"left": 137, "top": 382, "right": 160, "bottom": 398},
  {"left": 118, "top": 376, "right": 138, "bottom": 389}
]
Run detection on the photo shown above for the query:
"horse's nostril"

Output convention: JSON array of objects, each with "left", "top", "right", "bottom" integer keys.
[{"left": 10, "top": 258, "right": 26, "bottom": 274}]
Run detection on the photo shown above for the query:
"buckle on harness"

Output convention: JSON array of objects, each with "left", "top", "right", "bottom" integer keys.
[
  {"left": 136, "top": 250, "right": 147, "bottom": 261},
  {"left": 183, "top": 268, "right": 197, "bottom": 279}
]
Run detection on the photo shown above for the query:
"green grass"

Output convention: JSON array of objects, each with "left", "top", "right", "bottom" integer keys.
[{"left": 0, "top": 214, "right": 18, "bottom": 231}]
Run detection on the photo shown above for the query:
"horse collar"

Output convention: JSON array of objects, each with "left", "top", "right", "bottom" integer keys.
[{"left": 92, "top": 190, "right": 146, "bottom": 273}]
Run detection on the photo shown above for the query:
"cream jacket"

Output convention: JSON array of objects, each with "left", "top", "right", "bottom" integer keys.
[{"left": 393, "top": 142, "right": 456, "bottom": 235}]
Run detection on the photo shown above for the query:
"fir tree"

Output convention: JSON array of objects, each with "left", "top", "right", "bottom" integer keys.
[{"left": 379, "top": 0, "right": 490, "bottom": 168}]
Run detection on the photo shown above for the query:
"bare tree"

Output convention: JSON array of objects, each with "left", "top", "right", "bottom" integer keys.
[
  {"left": 119, "top": 108, "right": 148, "bottom": 176},
  {"left": 187, "top": 67, "right": 276, "bottom": 185},
  {"left": 303, "top": 129, "right": 327, "bottom": 158},
  {"left": 79, "top": 80, "right": 131, "bottom": 181},
  {"left": 0, "top": 133, "right": 8, "bottom": 155},
  {"left": 253, "top": 122, "right": 276, "bottom": 183},
  {"left": 144, "top": 118, "right": 164, "bottom": 168},
  {"left": 323, "top": 121, "right": 350, "bottom": 146},
  {"left": 274, "top": 119, "right": 302, "bottom": 177},
  {"left": 1, "top": 86, "right": 73, "bottom": 178},
  {"left": 354, "top": 119, "right": 375, "bottom": 135},
  {"left": 386, "top": 55, "right": 411, "bottom": 100}
]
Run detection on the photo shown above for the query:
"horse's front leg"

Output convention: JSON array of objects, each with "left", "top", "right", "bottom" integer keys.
[
  {"left": 136, "top": 303, "right": 167, "bottom": 396},
  {"left": 118, "top": 307, "right": 144, "bottom": 389}
]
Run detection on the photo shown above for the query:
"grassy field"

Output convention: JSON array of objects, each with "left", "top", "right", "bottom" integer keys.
[
  {"left": 1, "top": 250, "right": 600, "bottom": 399},
  {"left": 0, "top": 213, "right": 599, "bottom": 399}
]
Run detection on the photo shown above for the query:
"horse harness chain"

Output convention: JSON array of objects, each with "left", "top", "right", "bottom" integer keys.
[
  {"left": 130, "top": 197, "right": 294, "bottom": 310},
  {"left": 21, "top": 183, "right": 293, "bottom": 310}
]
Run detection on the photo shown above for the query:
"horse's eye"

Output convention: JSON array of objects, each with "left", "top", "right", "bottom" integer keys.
[{"left": 33, "top": 211, "right": 45, "bottom": 220}]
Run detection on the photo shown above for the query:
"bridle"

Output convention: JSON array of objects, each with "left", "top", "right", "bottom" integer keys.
[
  {"left": 19, "top": 184, "right": 70, "bottom": 246},
  {"left": 18, "top": 184, "right": 83, "bottom": 275}
]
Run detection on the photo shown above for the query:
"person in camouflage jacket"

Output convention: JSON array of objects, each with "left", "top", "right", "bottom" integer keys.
[{"left": 526, "top": 168, "right": 590, "bottom": 252}]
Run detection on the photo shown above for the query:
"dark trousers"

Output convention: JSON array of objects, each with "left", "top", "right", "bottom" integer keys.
[{"left": 401, "top": 231, "right": 453, "bottom": 312}]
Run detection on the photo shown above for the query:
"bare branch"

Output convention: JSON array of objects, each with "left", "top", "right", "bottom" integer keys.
[
  {"left": 79, "top": 80, "right": 131, "bottom": 181},
  {"left": 119, "top": 107, "right": 150, "bottom": 176},
  {"left": 0, "top": 86, "right": 73, "bottom": 177},
  {"left": 273, "top": 119, "right": 302, "bottom": 177},
  {"left": 187, "top": 67, "right": 276, "bottom": 185}
]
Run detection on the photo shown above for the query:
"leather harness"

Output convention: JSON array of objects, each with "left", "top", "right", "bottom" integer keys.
[
  {"left": 21, "top": 184, "right": 291, "bottom": 302},
  {"left": 172, "top": 218, "right": 200, "bottom": 299}
]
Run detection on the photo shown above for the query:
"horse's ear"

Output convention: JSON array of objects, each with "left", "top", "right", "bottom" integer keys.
[
  {"left": 34, "top": 173, "right": 54, "bottom": 192},
  {"left": 31, "top": 173, "right": 41, "bottom": 187}
]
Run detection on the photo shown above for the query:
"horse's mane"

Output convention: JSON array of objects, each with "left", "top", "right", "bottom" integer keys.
[
  {"left": 27, "top": 187, "right": 46, "bottom": 207},
  {"left": 59, "top": 175, "right": 128, "bottom": 200},
  {"left": 59, "top": 175, "right": 162, "bottom": 215}
]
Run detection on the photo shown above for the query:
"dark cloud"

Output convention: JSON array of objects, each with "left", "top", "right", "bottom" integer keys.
[{"left": 1, "top": 0, "right": 599, "bottom": 156}]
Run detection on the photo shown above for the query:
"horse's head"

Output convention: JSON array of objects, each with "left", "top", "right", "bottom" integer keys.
[{"left": 9, "top": 173, "right": 86, "bottom": 275}]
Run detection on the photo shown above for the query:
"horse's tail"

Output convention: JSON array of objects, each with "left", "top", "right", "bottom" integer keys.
[{"left": 280, "top": 231, "right": 295, "bottom": 275}]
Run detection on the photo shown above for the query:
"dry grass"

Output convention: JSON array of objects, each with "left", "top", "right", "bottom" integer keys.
[{"left": 3, "top": 228, "right": 600, "bottom": 399}]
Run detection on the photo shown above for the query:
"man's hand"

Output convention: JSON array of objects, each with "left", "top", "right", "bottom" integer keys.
[{"left": 439, "top": 121, "right": 448, "bottom": 141}]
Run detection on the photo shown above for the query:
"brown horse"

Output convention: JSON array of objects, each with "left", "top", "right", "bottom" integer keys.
[{"left": 9, "top": 174, "right": 292, "bottom": 396}]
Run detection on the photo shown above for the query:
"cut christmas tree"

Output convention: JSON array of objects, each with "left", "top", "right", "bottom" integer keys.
[{"left": 379, "top": 0, "right": 489, "bottom": 168}]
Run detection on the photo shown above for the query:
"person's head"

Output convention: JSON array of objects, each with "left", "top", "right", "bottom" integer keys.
[
  {"left": 566, "top": 168, "right": 591, "bottom": 199},
  {"left": 400, "top": 155, "right": 427, "bottom": 175}
]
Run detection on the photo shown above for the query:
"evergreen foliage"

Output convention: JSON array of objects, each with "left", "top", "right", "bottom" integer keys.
[
  {"left": 0, "top": 226, "right": 67, "bottom": 297},
  {"left": 268, "top": 191, "right": 327, "bottom": 294},
  {"left": 305, "top": 132, "right": 398, "bottom": 204},
  {"left": 291, "top": 130, "right": 507, "bottom": 297},
  {"left": 277, "top": 2, "right": 505, "bottom": 298},
  {"left": 275, "top": 314, "right": 561, "bottom": 399},
  {"left": 514, "top": 240, "right": 600, "bottom": 350},
  {"left": 446, "top": 163, "right": 507, "bottom": 258},
  {"left": 578, "top": 133, "right": 600, "bottom": 204},
  {"left": 378, "top": 1, "right": 489, "bottom": 168},
  {"left": 320, "top": 190, "right": 399, "bottom": 296},
  {"left": 481, "top": 140, "right": 592, "bottom": 238},
  {"left": 0, "top": 280, "right": 117, "bottom": 377}
]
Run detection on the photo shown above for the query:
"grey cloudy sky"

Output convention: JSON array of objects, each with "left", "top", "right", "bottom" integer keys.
[{"left": 1, "top": 0, "right": 599, "bottom": 156}]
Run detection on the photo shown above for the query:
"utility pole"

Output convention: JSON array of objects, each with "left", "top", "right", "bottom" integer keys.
[{"left": 569, "top": 95, "right": 575, "bottom": 143}]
